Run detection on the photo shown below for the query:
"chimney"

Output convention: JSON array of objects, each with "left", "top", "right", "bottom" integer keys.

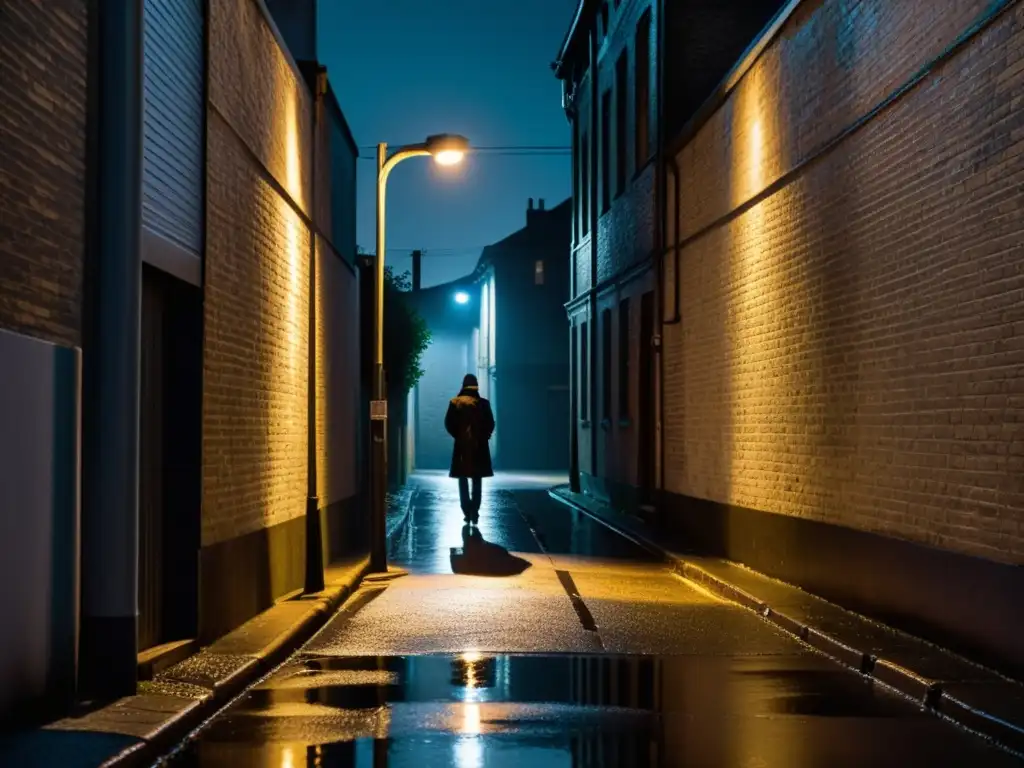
[
  {"left": 411, "top": 249, "right": 422, "bottom": 291},
  {"left": 538, "top": 198, "right": 545, "bottom": 210},
  {"left": 528, "top": 197, "right": 534, "bottom": 210}
]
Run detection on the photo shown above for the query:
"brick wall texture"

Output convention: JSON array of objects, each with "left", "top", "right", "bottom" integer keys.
[
  {"left": 0, "top": 0, "right": 87, "bottom": 347},
  {"left": 663, "top": 0, "right": 1024, "bottom": 563},
  {"left": 202, "top": 0, "right": 313, "bottom": 547}
]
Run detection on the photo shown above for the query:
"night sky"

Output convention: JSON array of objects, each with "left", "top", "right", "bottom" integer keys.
[{"left": 317, "top": 0, "right": 577, "bottom": 287}]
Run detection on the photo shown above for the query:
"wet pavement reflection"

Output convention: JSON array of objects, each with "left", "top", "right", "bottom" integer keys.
[
  {"left": 166, "top": 652, "right": 1020, "bottom": 767},
  {"left": 388, "top": 472, "right": 649, "bottom": 574},
  {"left": 162, "top": 474, "right": 1021, "bottom": 765}
]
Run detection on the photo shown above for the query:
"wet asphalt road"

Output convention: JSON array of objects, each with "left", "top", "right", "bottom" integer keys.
[{"left": 165, "top": 471, "right": 1020, "bottom": 766}]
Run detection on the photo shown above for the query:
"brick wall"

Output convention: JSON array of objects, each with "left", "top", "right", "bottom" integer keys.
[
  {"left": 0, "top": 0, "right": 87, "bottom": 347},
  {"left": 203, "top": 0, "right": 313, "bottom": 547},
  {"left": 664, "top": 0, "right": 1024, "bottom": 563}
]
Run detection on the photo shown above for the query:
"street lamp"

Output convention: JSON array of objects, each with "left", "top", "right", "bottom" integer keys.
[
  {"left": 371, "top": 133, "right": 470, "bottom": 572},
  {"left": 454, "top": 291, "right": 470, "bottom": 305}
]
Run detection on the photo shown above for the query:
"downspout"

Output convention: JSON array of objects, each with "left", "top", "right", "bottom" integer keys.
[
  {"left": 564, "top": 77, "right": 582, "bottom": 494},
  {"left": 304, "top": 66, "right": 326, "bottom": 594},
  {"left": 653, "top": 0, "right": 667, "bottom": 503},
  {"left": 588, "top": 18, "right": 599, "bottom": 486},
  {"left": 80, "top": 0, "right": 143, "bottom": 699}
]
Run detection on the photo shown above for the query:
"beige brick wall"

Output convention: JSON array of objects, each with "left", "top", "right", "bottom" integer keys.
[
  {"left": 664, "top": 0, "right": 1024, "bottom": 563},
  {"left": 203, "top": 0, "right": 313, "bottom": 547},
  {"left": 0, "top": 0, "right": 87, "bottom": 347}
]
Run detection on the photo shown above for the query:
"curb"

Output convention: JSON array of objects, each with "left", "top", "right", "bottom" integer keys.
[
  {"left": 548, "top": 487, "right": 1024, "bottom": 756},
  {"left": 11, "top": 484, "right": 423, "bottom": 768},
  {"left": 83, "top": 558, "right": 369, "bottom": 768},
  {"left": 386, "top": 483, "right": 417, "bottom": 542}
]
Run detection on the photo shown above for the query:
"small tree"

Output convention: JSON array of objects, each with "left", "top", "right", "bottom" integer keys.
[{"left": 384, "top": 266, "right": 431, "bottom": 396}]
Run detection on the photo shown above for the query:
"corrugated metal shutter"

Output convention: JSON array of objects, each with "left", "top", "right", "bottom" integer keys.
[{"left": 142, "top": 0, "right": 204, "bottom": 255}]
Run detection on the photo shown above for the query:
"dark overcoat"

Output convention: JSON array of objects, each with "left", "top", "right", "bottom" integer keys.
[{"left": 444, "top": 387, "right": 495, "bottom": 478}]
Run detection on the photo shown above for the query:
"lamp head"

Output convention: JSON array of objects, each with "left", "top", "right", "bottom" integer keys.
[
  {"left": 454, "top": 291, "right": 470, "bottom": 305},
  {"left": 427, "top": 133, "right": 470, "bottom": 166}
]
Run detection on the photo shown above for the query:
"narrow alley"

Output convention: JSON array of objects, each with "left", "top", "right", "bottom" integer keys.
[{"left": 163, "top": 473, "right": 1019, "bottom": 767}]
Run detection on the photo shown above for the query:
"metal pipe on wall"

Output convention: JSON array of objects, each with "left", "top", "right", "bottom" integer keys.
[
  {"left": 80, "top": 0, "right": 144, "bottom": 698},
  {"left": 305, "top": 66, "right": 326, "bottom": 594}
]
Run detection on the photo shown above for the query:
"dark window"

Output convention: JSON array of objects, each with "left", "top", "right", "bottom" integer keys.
[
  {"left": 618, "top": 298, "right": 630, "bottom": 418},
  {"left": 635, "top": 10, "right": 651, "bottom": 167},
  {"left": 534, "top": 260, "right": 545, "bottom": 285},
  {"left": 600, "top": 90, "right": 611, "bottom": 213},
  {"left": 615, "top": 51, "right": 628, "bottom": 196},
  {"left": 601, "top": 308, "right": 612, "bottom": 420},
  {"left": 581, "top": 133, "right": 589, "bottom": 235},
  {"left": 580, "top": 321, "right": 589, "bottom": 420},
  {"left": 600, "top": 3, "right": 609, "bottom": 38}
]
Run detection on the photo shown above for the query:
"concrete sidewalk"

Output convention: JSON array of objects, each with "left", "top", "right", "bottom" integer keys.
[
  {"left": 550, "top": 485, "right": 1024, "bottom": 756},
  {"left": 0, "top": 488, "right": 417, "bottom": 768}
]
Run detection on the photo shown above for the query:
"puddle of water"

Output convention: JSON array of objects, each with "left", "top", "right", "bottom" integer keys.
[{"left": 164, "top": 653, "right": 1019, "bottom": 767}]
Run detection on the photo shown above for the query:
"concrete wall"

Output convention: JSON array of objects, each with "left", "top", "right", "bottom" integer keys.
[
  {"left": 0, "top": 0, "right": 88, "bottom": 347},
  {"left": 0, "top": 331, "right": 80, "bottom": 718}
]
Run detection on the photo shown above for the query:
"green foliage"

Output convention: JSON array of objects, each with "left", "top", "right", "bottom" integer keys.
[{"left": 384, "top": 266, "right": 431, "bottom": 395}]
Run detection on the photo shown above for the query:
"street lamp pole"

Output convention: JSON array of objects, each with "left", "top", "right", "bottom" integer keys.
[{"left": 370, "top": 134, "right": 469, "bottom": 573}]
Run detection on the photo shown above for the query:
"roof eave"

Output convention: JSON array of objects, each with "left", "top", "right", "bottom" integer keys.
[{"left": 553, "top": 0, "right": 587, "bottom": 79}]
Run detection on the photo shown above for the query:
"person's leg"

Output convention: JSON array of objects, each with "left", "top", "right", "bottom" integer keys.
[
  {"left": 458, "top": 477, "right": 470, "bottom": 515},
  {"left": 472, "top": 477, "right": 482, "bottom": 515}
]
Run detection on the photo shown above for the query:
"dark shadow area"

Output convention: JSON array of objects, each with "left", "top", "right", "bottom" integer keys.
[{"left": 449, "top": 526, "right": 532, "bottom": 577}]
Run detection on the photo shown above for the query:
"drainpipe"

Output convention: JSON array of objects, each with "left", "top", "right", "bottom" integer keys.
[
  {"left": 80, "top": 0, "right": 143, "bottom": 699},
  {"left": 305, "top": 66, "right": 327, "bottom": 594},
  {"left": 588, "top": 19, "right": 599, "bottom": 486}
]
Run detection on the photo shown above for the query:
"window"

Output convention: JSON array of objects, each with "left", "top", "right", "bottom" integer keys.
[
  {"left": 618, "top": 298, "right": 630, "bottom": 418},
  {"left": 635, "top": 10, "right": 651, "bottom": 167},
  {"left": 581, "top": 133, "right": 589, "bottom": 235},
  {"left": 534, "top": 260, "right": 545, "bottom": 285},
  {"left": 601, "top": 308, "right": 612, "bottom": 420},
  {"left": 599, "top": 2, "right": 609, "bottom": 38},
  {"left": 580, "top": 321, "right": 589, "bottom": 420},
  {"left": 600, "top": 89, "right": 611, "bottom": 213},
  {"left": 615, "top": 51, "right": 628, "bottom": 197}
]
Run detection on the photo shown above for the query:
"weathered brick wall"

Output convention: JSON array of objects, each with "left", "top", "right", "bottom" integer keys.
[
  {"left": 203, "top": 0, "right": 313, "bottom": 546},
  {"left": 0, "top": 0, "right": 87, "bottom": 347},
  {"left": 664, "top": 0, "right": 1024, "bottom": 563}
]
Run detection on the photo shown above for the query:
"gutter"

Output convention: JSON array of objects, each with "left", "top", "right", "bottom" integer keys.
[{"left": 553, "top": 0, "right": 587, "bottom": 79}]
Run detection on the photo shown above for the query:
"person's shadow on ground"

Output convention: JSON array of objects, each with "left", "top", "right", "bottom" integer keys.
[{"left": 450, "top": 525, "right": 532, "bottom": 577}]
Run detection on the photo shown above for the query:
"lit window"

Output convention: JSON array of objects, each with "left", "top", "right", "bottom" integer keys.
[{"left": 535, "top": 260, "right": 545, "bottom": 285}]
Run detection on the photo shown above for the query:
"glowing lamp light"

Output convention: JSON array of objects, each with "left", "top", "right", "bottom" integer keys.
[
  {"left": 434, "top": 149, "right": 465, "bottom": 166},
  {"left": 426, "top": 133, "right": 470, "bottom": 167},
  {"left": 454, "top": 291, "right": 470, "bottom": 305}
]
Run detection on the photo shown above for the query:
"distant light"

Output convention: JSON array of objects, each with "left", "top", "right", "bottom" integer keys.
[
  {"left": 454, "top": 291, "right": 470, "bottom": 304},
  {"left": 434, "top": 149, "right": 465, "bottom": 166}
]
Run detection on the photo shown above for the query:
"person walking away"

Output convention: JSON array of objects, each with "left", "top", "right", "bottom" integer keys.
[{"left": 444, "top": 374, "right": 495, "bottom": 523}]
